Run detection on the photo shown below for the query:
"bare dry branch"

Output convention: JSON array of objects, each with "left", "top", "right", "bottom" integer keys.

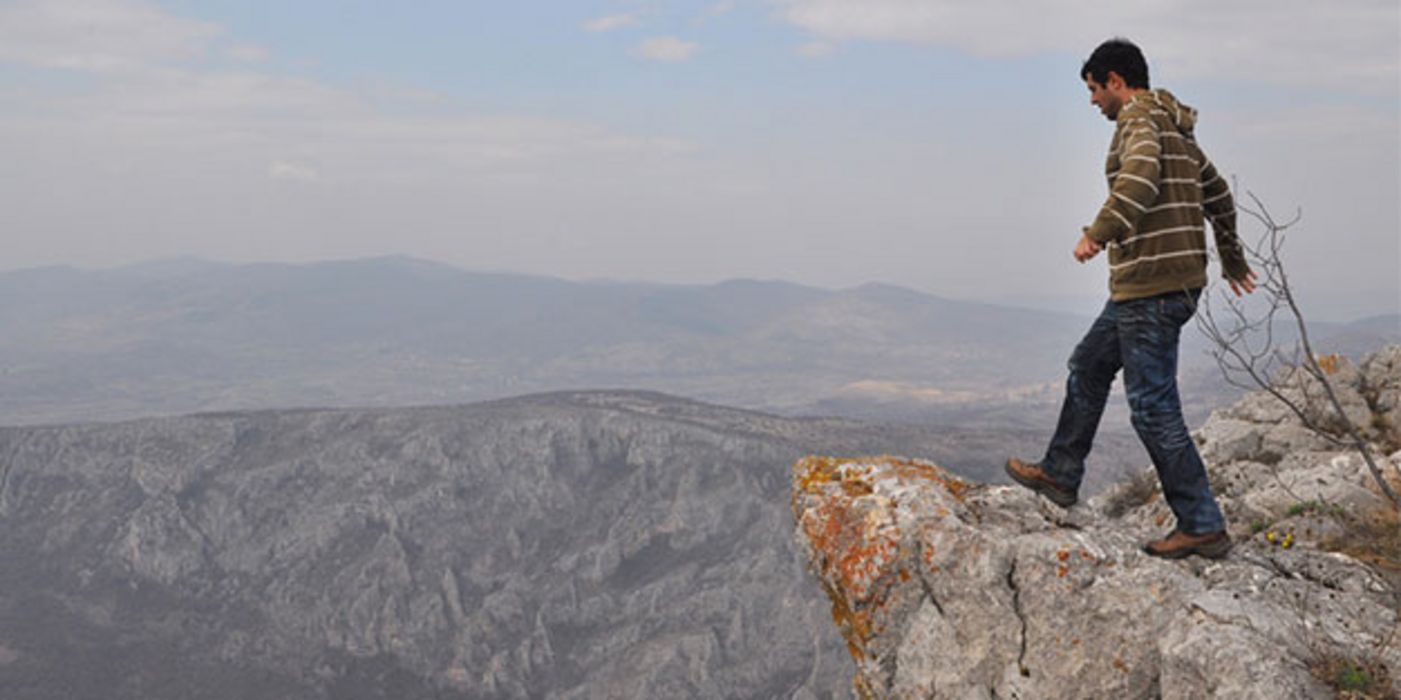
[{"left": 1196, "top": 192, "right": 1400, "bottom": 508}]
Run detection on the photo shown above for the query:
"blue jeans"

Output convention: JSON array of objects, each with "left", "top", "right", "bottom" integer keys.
[{"left": 1040, "top": 288, "right": 1226, "bottom": 535}]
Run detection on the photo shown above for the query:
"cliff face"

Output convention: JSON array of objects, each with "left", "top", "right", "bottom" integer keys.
[
  {"left": 793, "top": 347, "right": 1401, "bottom": 699},
  {"left": 0, "top": 389, "right": 1076, "bottom": 699},
  {"left": 0, "top": 391, "right": 855, "bottom": 699}
]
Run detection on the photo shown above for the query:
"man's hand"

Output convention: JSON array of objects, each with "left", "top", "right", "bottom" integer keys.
[
  {"left": 1228, "top": 270, "right": 1258, "bottom": 296},
  {"left": 1074, "top": 232, "right": 1103, "bottom": 263}
]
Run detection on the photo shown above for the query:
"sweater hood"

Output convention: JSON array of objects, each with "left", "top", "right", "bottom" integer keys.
[{"left": 1124, "top": 89, "right": 1198, "bottom": 136}]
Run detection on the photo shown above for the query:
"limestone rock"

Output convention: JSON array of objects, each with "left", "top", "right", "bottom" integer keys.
[
  {"left": 792, "top": 454, "right": 1399, "bottom": 699},
  {"left": 1274, "top": 357, "right": 1376, "bottom": 441},
  {"left": 1363, "top": 345, "right": 1401, "bottom": 446},
  {"left": 793, "top": 346, "right": 1401, "bottom": 699}
]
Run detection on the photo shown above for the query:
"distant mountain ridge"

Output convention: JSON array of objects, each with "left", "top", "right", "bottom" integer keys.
[
  {"left": 0, "top": 257, "right": 1087, "bottom": 426},
  {"left": 1, "top": 257, "right": 1394, "bottom": 429}
]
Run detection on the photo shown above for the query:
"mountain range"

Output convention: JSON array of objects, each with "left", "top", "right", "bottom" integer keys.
[{"left": 3, "top": 256, "right": 1394, "bottom": 430}]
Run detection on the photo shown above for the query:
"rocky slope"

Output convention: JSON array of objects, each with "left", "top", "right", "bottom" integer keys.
[
  {"left": 793, "top": 347, "right": 1401, "bottom": 699},
  {"left": 0, "top": 389, "right": 1102, "bottom": 699}
]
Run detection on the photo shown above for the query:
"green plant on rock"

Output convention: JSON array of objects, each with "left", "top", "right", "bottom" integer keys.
[
  {"left": 1287, "top": 500, "right": 1347, "bottom": 518},
  {"left": 1337, "top": 662, "right": 1373, "bottom": 692},
  {"left": 1309, "top": 650, "right": 1395, "bottom": 699}
]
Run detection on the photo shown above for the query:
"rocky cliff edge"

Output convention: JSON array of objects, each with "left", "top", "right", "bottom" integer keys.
[{"left": 792, "top": 346, "right": 1401, "bottom": 699}]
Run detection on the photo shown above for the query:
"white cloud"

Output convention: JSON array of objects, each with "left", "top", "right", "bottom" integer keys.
[
  {"left": 0, "top": 1, "right": 693, "bottom": 171},
  {"left": 796, "top": 41, "right": 835, "bottom": 58},
  {"left": 268, "top": 160, "right": 319, "bottom": 182},
  {"left": 634, "top": 36, "right": 700, "bottom": 62},
  {"left": 699, "top": 1, "right": 736, "bottom": 20},
  {"left": 583, "top": 13, "right": 639, "bottom": 32},
  {"left": 772, "top": 0, "right": 1399, "bottom": 91},
  {"left": 0, "top": 0, "right": 705, "bottom": 274},
  {"left": 226, "top": 43, "right": 269, "bottom": 63},
  {"left": 98, "top": 69, "right": 355, "bottom": 118},
  {"left": 0, "top": 0, "right": 220, "bottom": 73},
  {"left": 17, "top": 66, "right": 696, "bottom": 172}
]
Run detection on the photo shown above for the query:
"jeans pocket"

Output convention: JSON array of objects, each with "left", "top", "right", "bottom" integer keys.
[{"left": 1158, "top": 291, "right": 1199, "bottom": 327}]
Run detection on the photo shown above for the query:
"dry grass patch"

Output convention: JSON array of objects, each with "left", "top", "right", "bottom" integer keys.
[
  {"left": 1322, "top": 506, "right": 1401, "bottom": 596},
  {"left": 1101, "top": 468, "right": 1159, "bottom": 519}
]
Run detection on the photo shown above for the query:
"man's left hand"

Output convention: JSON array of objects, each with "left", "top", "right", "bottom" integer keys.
[
  {"left": 1228, "top": 270, "right": 1259, "bottom": 296},
  {"left": 1074, "top": 233, "right": 1103, "bottom": 263}
]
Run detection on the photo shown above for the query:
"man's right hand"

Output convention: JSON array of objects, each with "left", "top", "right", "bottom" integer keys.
[{"left": 1074, "top": 233, "right": 1103, "bottom": 263}]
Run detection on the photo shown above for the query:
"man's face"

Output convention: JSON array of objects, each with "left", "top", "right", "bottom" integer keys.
[{"left": 1085, "top": 75, "right": 1121, "bottom": 121}]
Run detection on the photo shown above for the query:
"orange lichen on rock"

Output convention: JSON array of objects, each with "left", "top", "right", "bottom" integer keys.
[
  {"left": 800, "top": 454, "right": 971, "bottom": 496},
  {"left": 792, "top": 454, "right": 971, "bottom": 677},
  {"left": 853, "top": 674, "right": 880, "bottom": 700},
  {"left": 823, "top": 579, "right": 872, "bottom": 658},
  {"left": 794, "top": 457, "right": 902, "bottom": 655},
  {"left": 887, "top": 456, "right": 973, "bottom": 503},
  {"left": 1316, "top": 353, "right": 1341, "bottom": 375},
  {"left": 794, "top": 456, "right": 843, "bottom": 495},
  {"left": 842, "top": 479, "right": 874, "bottom": 498},
  {"left": 832, "top": 536, "right": 901, "bottom": 600}
]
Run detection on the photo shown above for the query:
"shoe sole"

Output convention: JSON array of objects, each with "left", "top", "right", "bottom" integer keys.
[
  {"left": 1143, "top": 537, "right": 1232, "bottom": 560},
  {"left": 1004, "top": 461, "right": 1077, "bottom": 508}
]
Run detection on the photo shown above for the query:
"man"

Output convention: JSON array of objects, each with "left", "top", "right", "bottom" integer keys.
[{"left": 1005, "top": 38, "right": 1258, "bottom": 559}]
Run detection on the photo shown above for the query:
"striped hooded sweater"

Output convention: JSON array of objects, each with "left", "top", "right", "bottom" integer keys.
[{"left": 1085, "top": 89, "right": 1251, "bottom": 301}]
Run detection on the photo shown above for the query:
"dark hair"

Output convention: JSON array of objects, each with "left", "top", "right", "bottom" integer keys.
[{"left": 1081, "top": 38, "right": 1150, "bottom": 89}]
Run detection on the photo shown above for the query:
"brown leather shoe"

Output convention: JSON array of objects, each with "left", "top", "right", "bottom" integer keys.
[
  {"left": 1004, "top": 457, "right": 1077, "bottom": 508},
  {"left": 1143, "top": 529, "right": 1232, "bottom": 560}
]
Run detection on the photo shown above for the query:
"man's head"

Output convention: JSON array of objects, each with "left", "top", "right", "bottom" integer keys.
[{"left": 1081, "top": 38, "right": 1150, "bottom": 121}]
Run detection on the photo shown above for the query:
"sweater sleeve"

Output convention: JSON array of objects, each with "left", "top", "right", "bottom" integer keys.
[
  {"left": 1085, "top": 116, "right": 1162, "bottom": 244},
  {"left": 1199, "top": 158, "right": 1251, "bottom": 281}
]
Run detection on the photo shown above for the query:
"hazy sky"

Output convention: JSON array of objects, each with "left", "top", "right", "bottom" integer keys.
[{"left": 2, "top": 1, "right": 1397, "bottom": 320}]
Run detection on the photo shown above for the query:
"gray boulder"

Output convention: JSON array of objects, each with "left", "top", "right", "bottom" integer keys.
[
  {"left": 1362, "top": 345, "right": 1401, "bottom": 445},
  {"left": 792, "top": 454, "right": 1397, "bottom": 699},
  {"left": 793, "top": 345, "right": 1401, "bottom": 699}
]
